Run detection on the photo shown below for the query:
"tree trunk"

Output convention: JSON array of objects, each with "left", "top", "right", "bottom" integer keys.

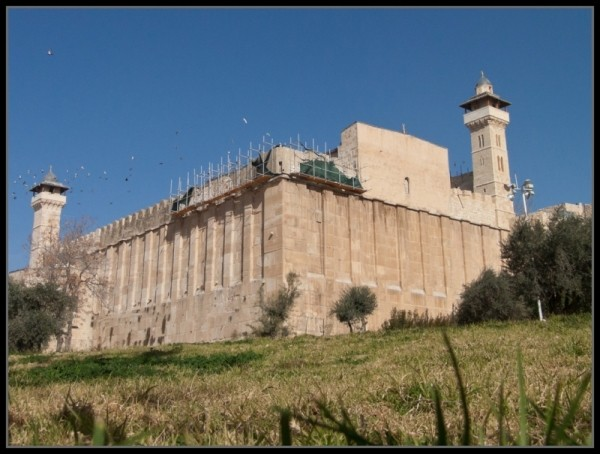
[
  {"left": 360, "top": 318, "right": 367, "bottom": 333},
  {"left": 56, "top": 334, "right": 64, "bottom": 353},
  {"left": 64, "top": 319, "right": 73, "bottom": 352}
]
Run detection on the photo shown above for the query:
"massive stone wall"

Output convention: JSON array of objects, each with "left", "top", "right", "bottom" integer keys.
[
  {"left": 280, "top": 178, "right": 508, "bottom": 335},
  {"left": 73, "top": 175, "right": 510, "bottom": 350},
  {"left": 78, "top": 180, "right": 281, "bottom": 350}
]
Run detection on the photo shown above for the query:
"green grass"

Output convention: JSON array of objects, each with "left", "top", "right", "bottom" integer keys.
[
  {"left": 9, "top": 347, "right": 263, "bottom": 387},
  {"left": 8, "top": 313, "right": 592, "bottom": 446}
]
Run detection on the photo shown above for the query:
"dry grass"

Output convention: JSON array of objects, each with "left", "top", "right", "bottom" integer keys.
[{"left": 8, "top": 314, "right": 592, "bottom": 446}]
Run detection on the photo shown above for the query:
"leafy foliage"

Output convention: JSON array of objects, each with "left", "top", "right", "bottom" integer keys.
[
  {"left": 331, "top": 286, "right": 378, "bottom": 333},
  {"left": 458, "top": 208, "right": 591, "bottom": 324},
  {"left": 541, "top": 209, "right": 592, "bottom": 314},
  {"left": 501, "top": 208, "right": 592, "bottom": 316},
  {"left": 251, "top": 272, "right": 301, "bottom": 338},
  {"left": 500, "top": 216, "right": 546, "bottom": 311},
  {"left": 30, "top": 217, "right": 112, "bottom": 351},
  {"left": 8, "top": 278, "right": 76, "bottom": 353},
  {"left": 456, "top": 269, "right": 530, "bottom": 325},
  {"left": 381, "top": 308, "right": 454, "bottom": 331}
]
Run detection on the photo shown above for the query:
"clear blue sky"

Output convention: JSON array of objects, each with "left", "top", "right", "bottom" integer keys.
[{"left": 7, "top": 7, "right": 593, "bottom": 272}]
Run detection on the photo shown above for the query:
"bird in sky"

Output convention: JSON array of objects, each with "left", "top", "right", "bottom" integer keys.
[
  {"left": 47, "top": 49, "right": 54, "bottom": 56},
  {"left": 242, "top": 117, "right": 248, "bottom": 124}
]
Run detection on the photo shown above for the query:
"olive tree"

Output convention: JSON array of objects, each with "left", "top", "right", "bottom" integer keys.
[{"left": 331, "top": 286, "right": 378, "bottom": 333}]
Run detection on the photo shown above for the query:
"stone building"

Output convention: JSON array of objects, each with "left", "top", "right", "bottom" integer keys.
[
  {"left": 17, "top": 74, "right": 525, "bottom": 351},
  {"left": 527, "top": 202, "right": 592, "bottom": 225}
]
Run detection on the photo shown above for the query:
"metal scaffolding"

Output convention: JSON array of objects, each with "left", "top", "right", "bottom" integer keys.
[{"left": 169, "top": 135, "right": 362, "bottom": 217}]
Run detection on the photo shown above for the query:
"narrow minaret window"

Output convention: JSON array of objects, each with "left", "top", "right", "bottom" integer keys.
[{"left": 404, "top": 177, "right": 410, "bottom": 194}]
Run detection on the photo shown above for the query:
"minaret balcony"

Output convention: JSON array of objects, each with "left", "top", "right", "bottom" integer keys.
[{"left": 463, "top": 105, "right": 509, "bottom": 126}]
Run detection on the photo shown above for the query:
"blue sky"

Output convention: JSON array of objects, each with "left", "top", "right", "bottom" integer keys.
[{"left": 7, "top": 7, "right": 593, "bottom": 272}]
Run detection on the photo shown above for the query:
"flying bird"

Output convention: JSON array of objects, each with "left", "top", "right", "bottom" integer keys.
[
  {"left": 242, "top": 117, "right": 248, "bottom": 124},
  {"left": 47, "top": 49, "right": 54, "bottom": 56}
]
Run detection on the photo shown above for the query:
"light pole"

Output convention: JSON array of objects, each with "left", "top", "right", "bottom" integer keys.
[
  {"left": 507, "top": 175, "right": 544, "bottom": 321},
  {"left": 508, "top": 175, "right": 535, "bottom": 217}
]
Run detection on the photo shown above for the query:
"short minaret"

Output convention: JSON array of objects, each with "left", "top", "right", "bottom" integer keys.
[
  {"left": 460, "top": 72, "right": 512, "bottom": 198},
  {"left": 29, "top": 166, "right": 69, "bottom": 268}
]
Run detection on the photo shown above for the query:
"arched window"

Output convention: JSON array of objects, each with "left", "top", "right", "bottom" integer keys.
[{"left": 404, "top": 177, "right": 410, "bottom": 195}]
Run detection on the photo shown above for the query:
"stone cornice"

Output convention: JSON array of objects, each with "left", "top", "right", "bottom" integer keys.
[{"left": 466, "top": 116, "right": 509, "bottom": 131}]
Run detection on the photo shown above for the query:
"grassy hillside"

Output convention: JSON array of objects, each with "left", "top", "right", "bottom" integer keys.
[{"left": 8, "top": 314, "right": 592, "bottom": 446}]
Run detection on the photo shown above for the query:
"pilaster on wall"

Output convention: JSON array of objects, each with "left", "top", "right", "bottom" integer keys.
[
  {"left": 141, "top": 230, "right": 158, "bottom": 305},
  {"left": 126, "top": 236, "right": 142, "bottom": 309},
  {"left": 348, "top": 197, "right": 377, "bottom": 286},
  {"left": 280, "top": 177, "right": 509, "bottom": 334},
  {"left": 419, "top": 211, "right": 447, "bottom": 312},
  {"left": 155, "top": 226, "right": 173, "bottom": 303},
  {"left": 84, "top": 176, "right": 510, "bottom": 350},
  {"left": 262, "top": 180, "right": 285, "bottom": 292},
  {"left": 204, "top": 206, "right": 218, "bottom": 292},
  {"left": 323, "top": 190, "right": 351, "bottom": 282},
  {"left": 460, "top": 221, "right": 486, "bottom": 284},
  {"left": 242, "top": 203, "right": 254, "bottom": 284}
]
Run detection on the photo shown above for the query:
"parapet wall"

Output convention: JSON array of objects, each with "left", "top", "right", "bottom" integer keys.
[{"left": 91, "top": 199, "right": 173, "bottom": 248}]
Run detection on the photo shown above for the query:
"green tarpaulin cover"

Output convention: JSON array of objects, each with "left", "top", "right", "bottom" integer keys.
[{"left": 299, "top": 160, "right": 362, "bottom": 189}]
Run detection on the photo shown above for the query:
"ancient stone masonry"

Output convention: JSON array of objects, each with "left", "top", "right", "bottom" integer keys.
[{"left": 17, "top": 75, "right": 529, "bottom": 351}]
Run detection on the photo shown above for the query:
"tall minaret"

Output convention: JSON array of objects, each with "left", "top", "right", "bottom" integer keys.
[
  {"left": 460, "top": 72, "right": 512, "bottom": 198},
  {"left": 29, "top": 166, "right": 69, "bottom": 268}
]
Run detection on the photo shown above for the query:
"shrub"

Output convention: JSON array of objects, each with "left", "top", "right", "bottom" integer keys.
[
  {"left": 331, "top": 286, "right": 377, "bottom": 333},
  {"left": 8, "top": 278, "right": 76, "bottom": 353},
  {"left": 456, "top": 268, "right": 530, "bottom": 325},
  {"left": 251, "top": 272, "right": 301, "bottom": 338},
  {"left": 381, "top": 308, "right": 454, "bottom": 331}
]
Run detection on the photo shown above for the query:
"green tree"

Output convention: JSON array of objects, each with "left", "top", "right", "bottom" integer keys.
[
  {"left": 331, "top": 286, "right": 378, "bottom": 333},
  {"left": 501, "top": 208, "right": 592, "bottom": 316},
  {"left": 251, "top": 272, "right": 301, "bottom": 338},
  {"left": 456, "top": 268, "right": 530, "bottom": 325},
  {"left": 538, "top": 208, "right": 592, "bottom": 314},
  {"left": 500, "top": 216, "right": 546, "bottom": 313},
  {"left": 30, "top": 217, "right": 111, "bottom": 351},
  {"left": 8, "top": 278, "right": 76, "bottom": 353}
]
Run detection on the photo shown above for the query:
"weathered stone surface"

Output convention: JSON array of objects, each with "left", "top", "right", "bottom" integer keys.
[{"left": 19, "top": 76, "right": 551, "bottom": 352}]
